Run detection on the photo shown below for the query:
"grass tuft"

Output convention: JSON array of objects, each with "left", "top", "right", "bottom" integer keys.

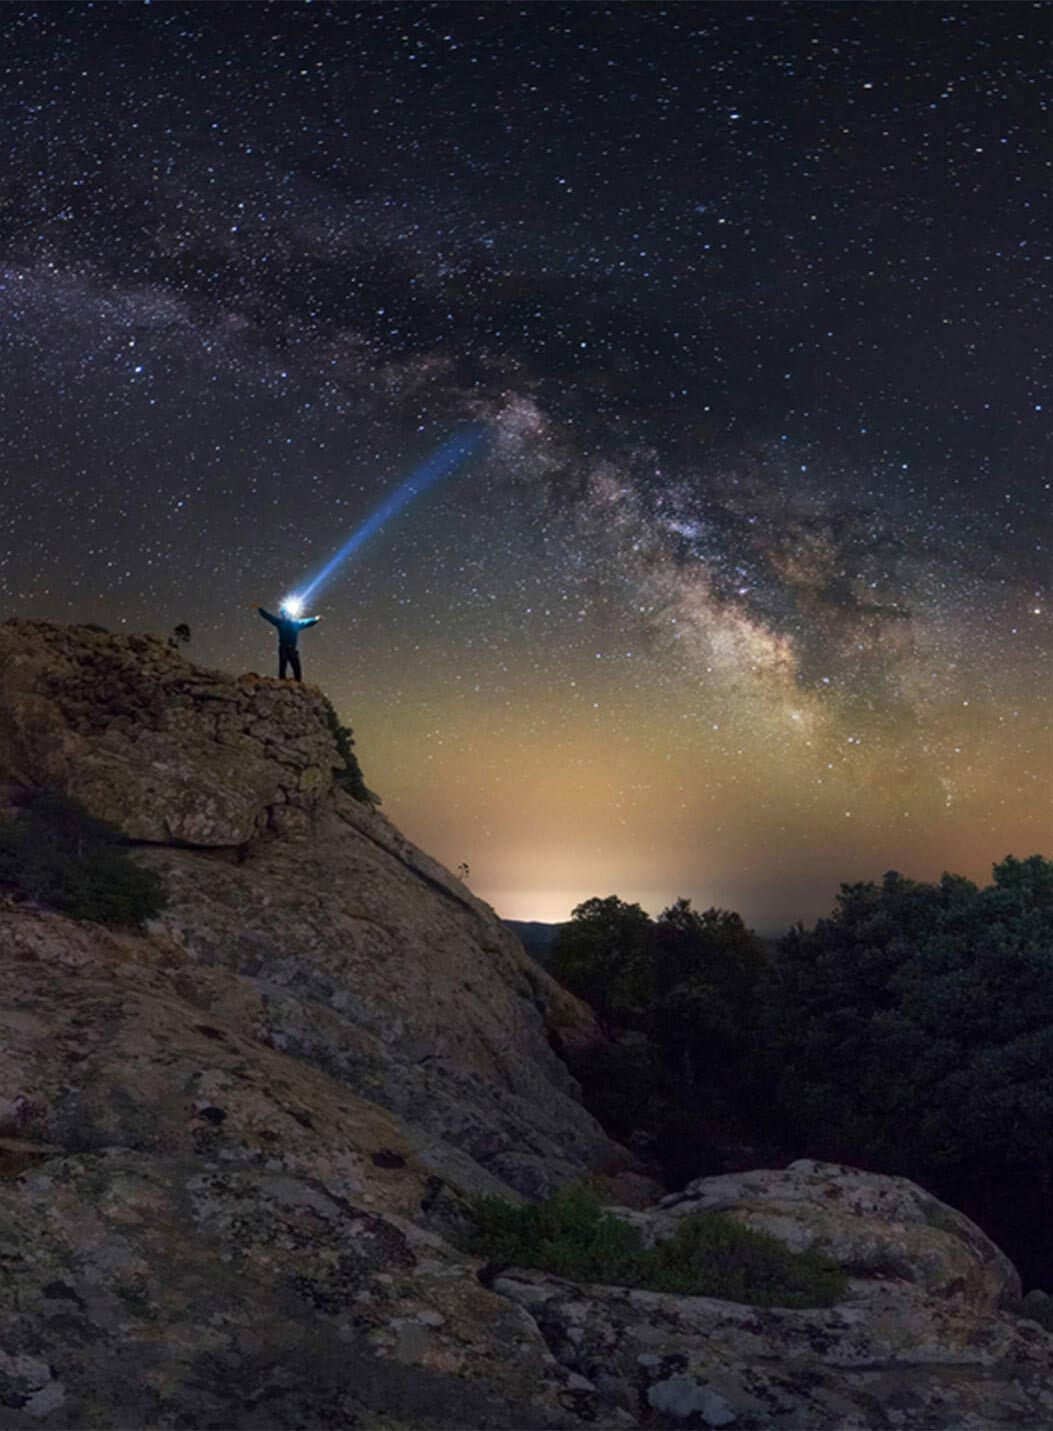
[{"left": 467, "top": 1185, "right": 846, "bottom": 1307}]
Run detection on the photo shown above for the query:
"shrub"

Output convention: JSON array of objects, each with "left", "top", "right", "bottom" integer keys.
[
  {"left": 320, "top": 697, "right": 379, "bottom": 805},
  {"left": 645, "top": 1211, "right": 846, "bottom": 1306},
  {"left": 470, "top": 1185, "right": 649, "bottom": 1287},
  {"left": 466, "top": 1185, "right": 845, "bottom": 1307},
  {"left": 0, "top": 790, "right": 166, "bottom": 928}
]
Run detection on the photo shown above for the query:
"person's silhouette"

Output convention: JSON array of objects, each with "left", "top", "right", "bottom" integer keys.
[{"left": 254, "top": 602, "right": 322, "bottom": 681}]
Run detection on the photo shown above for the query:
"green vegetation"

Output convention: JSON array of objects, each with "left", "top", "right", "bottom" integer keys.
[
  {"left": 0, "top": 790, "right": 166, "bottom": 928},
  {"left": 569, "top": 1034, "right": 676, "bottom": 1142},
  {"left": 549, "top": 895, "right": 653, "bottom": 1032},
  {"left": 550, "top": 857, "right": 1053, "bottom": 1288},
  {"left": 650, "top": 899, "right": 770, "bottom": 1091},
  {"left": 552, "top": 896, "right": 769, "bottom": 1074},
  {"left": 768, "top": 858, "right": 1053, "bottom": 1282},
  {"left": 467, "top": 1185, "right": 845, "bottom": 1307},
  {"left": 320, "top": 696, "right": 380, "bottom": 805},
  {"left": 551, "top": 894, "right": 774, "bottom": 1180}
]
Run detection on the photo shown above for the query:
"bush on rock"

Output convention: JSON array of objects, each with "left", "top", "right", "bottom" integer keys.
[
  {"left": 0, "top": 790, "right": 166, "bottom": 928},
  {"left": 467, "top": 1185, "right": 846, "bottom": 1307},
  {"left": 320, "top": 697, "right": 380, "bottom": 806}
]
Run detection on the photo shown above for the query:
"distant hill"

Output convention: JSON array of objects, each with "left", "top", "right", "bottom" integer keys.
[{"left": 503, "top": 919, "right": 564, "bottom": 967}]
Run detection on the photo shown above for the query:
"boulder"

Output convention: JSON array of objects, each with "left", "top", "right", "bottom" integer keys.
[
  {"left": 491, "top": 1163, "right": 1052, "bottom": 1427},
  {"left": 649, "top": 1159, "right": 1022, "bottom": 1311}
]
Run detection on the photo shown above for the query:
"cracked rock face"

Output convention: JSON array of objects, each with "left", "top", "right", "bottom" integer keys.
[{"left": 0, "top": 622, "right": 1050, "bottom": 1429}]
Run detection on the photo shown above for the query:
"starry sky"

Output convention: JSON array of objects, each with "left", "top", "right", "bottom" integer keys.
[{"left": 1, "top": 2, "right": 1049, "bottom": 930}]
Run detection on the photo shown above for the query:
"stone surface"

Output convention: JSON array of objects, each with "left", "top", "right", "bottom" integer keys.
[
  {"left": 0, "top": 1141, "right": 593, "bottom": 1429},
  {"left": 0, "top": 619, "right": 613, "bottom": 1200},
  {"left": 650, "top": 1159, "right": 1023, "bottom": 1312},
  {"left": 493, "top": 1267, "right": 1053, "bottom": 1428},
  {"left": 0, "top": 620, "right": 342, "bottom": 845},
  {"left": 493, "top": 1163, "right": 1053, "bottom": 1428},
  {"left": 0, "top": 621, "right": 1050, "bottom": 1429},
  {"left": 0, "top": 884, "right": 618, "bottom": 1423}
]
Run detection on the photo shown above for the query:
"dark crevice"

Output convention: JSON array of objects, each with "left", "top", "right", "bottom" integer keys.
[{"left": 124, "top": 834, "right": 249, "bottom": 859}]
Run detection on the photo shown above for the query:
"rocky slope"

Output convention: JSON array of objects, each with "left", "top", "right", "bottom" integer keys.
[
  {"left": 1, "top": 619, "right": 1050, "bottom": 1429},
  {"left": 0, "top": 620, "right": 616, "bottom": 1201}
]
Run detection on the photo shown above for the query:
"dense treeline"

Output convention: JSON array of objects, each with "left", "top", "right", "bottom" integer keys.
[
  {"left": 551, "top": 896, "right": 773, "bottom": 1182},
  {"left": 550, "top": 856, "right": 1053, "bottom": 1289}
]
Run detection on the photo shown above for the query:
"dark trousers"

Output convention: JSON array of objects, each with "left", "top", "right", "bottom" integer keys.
[{"left": 278, "top": 645, "right": 302, "bottom": 681}]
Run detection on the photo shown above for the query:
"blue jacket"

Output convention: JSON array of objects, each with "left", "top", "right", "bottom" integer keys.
[{"left": 258, "top": 607, "right": 319, "bottom": 649}]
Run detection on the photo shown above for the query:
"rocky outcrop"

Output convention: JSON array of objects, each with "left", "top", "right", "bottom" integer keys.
[
  {"left": 0, "top": 907, "right": 602, "bottom": 1428},
  {"left": 502, "top": 1162, "right": 1046, "bottom": 1427},
  {"left": 0, "top": 621, "right": 353, "bottom": 844},
  {"left": 0, "top": 619, "right": 613, "bottom": 1201},
  {"left": 648, "top": 1161, "right": 1022, "bottom": 1311},
  {"left": 0, "top": 621, "right": 1050, "bottom": 1429}
]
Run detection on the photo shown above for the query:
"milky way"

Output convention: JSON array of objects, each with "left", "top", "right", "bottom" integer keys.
[{"left": 0, "top": 3, "right": 1049, "bottom": 926}]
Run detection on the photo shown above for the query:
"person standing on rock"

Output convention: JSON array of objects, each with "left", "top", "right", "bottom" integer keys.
[{"left": 253, "top": 602, "right": 322, "bottom": 682}]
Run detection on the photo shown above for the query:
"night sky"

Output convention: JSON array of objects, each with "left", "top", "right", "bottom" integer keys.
[{"left": 2, "top": 2, "right": 1049, "bottom": 929}]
